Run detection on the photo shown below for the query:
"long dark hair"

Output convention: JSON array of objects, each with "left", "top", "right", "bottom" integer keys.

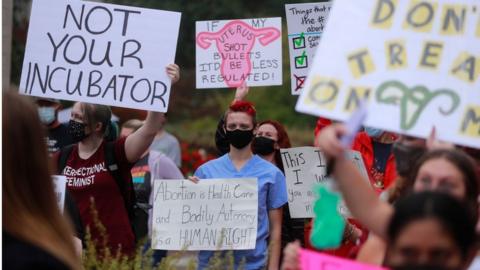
[
  {"left": 387, "top": 192, "right": 476, "bottom": 262},
  {"left": 410, "top": 149, "right": 479, "bottom": 214},
  {"left": 3, "top": 92, "right": 80, "bottom": 269}
]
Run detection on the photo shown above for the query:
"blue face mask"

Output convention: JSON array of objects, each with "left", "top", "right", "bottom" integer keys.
[
  {"left": 38, "top": 107, "right": 56, "bottom": 125},
  {"left": 364, "top": 127, "right": 384, "bottom": 138}
]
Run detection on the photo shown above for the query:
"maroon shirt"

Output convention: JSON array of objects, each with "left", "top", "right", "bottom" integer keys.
[{"left": 60, "top": 137, "right": 135, "bottom": 255}]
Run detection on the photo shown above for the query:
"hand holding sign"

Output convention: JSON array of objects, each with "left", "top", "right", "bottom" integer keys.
[{"left": 166, "top": 63, "right": 180, "bottom": 84}]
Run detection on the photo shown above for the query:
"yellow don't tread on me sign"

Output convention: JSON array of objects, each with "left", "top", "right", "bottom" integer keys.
[{"left": 296, "top": 0, "right": 480, "bottom": 148}]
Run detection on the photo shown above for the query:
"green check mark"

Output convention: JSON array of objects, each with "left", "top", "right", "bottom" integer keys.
[
  {"left": 294, "top": 32, "right": 305, "bottom": 47},
  {"left": 296, "top": 51, "right": 307, "bottom": 66}
]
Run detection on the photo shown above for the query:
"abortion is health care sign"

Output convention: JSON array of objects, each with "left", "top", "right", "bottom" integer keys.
[
  {"left": 20, "top": 0, "right": 181, "bottom": 112},
  {"left": 296, "top": 0, "right": 480, "bottom": 148},
  {"left": 196, "top": 18, "right": 282, "bottom": 89}
]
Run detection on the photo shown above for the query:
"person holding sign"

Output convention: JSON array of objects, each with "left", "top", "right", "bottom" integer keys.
[
  {"left": 282, "top": 191, "right": 477, "bottom": 270},
  {"left": 3, "top": 91, "right": 81, "bottom": 270},
  {"left": 192, "top": 100, "right": 288, "bottom": 270},
  {"left": 314, "top": 124, "right": 479, "bottom": 265},
  {"left": 120, "top": 119, "right": 184, "bottom": 265},
  {"left": 56, "top": 64, "right": 180, "bottom": 257}
]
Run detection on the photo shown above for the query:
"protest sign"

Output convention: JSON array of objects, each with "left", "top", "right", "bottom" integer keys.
[
  {"left": 280, "top": 147, "right": 368, "bottom": 218},
  {"left": 296, "top": 0, "right": 480, "bottom": 148},
  {"left": 285, "top": 2, "right": 332, "bottom": 95},
  {"left": 52, "top": 175, "right": 67, "bottom": 213},
  {"left": 19, "top": 0, "right": 181, "bottom": 112},
  {"left": 196, "top": 18, "right": 282, "bottom": 89},
  {"left": 151, "top": 178, "right": 258, "bottom": 250},
  {"left": 300, "top": 249, "right": 388, "bottom": 270}
]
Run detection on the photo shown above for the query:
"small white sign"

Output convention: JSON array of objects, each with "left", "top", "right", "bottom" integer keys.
[
  {"left": 196, "top": 18, "right": 282, "bottom": 89},
  {"left": 52, "top": 175, "right": 67, "bottom": 213},
  {"left": 151, "top": 178, "right": 258, "bottom": 250},
  {"left": 280, "top": 147, "right": 369, "bottom": 218},
  {"left": 285, "top": 2, "right": 332, "bottom": 95}
]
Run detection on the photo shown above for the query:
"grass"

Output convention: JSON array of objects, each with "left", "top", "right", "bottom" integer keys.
[{"left": 81, "top": 199, "right": 251, "bottom": 270}]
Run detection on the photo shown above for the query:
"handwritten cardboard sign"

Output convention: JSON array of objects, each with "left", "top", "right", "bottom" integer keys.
[
  {"left": 280, "top": 147, "right": 368, "bottom": 218},
  {"left": 285, "top": 2, "right": 332, "bottom": 95},
  {"left": 300, "top": 249, "right": 388, "bottom": 270},
  {"left": 19, "top": 0, "right": 181, "bottom": 112},
  {"left": 52, "top": 175, "right": 67, "bottom": 213},
  {"left": 296, "top": 0, "right": 480, "bottom": 148},
  {"left": 151, "top": 178, "right": 258, "bottom": 250},
  {"left": 196, "top": 18, "right": 282, "bottom": 89}
]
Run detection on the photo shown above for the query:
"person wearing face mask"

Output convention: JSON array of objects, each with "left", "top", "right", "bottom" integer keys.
[
  {"left": 352, "top": 126, "right": 398, "bottom": 193},
  {"left": 252, "top": 120, "right": 307, "bottom": 253},
  {"left": 36, "top": 98, "right": 75, "bottom": 155},
  {"left": 55, "top": 64, "right": 180, "bottom": 257},
  {"left": 191, "top": 100, "right": 288, "bottom": 270}
]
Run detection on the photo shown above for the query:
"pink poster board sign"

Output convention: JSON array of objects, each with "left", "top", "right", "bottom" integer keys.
[{"left": 300, "top": 249, "right": 389, "bottom": 270}]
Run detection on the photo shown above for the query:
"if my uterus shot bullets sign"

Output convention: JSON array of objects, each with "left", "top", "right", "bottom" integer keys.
[
  {"left": 195, "top": 18, "right": 282, "bottom": 89},
  {"left": 19, "top": 0, "right": 181, "bottom": 112},
  {"left": 151, "top": 179, "right": 258, "bottom": 250},
  {"left": 296, "top": 0, "right": 480, "bottom": 148}
]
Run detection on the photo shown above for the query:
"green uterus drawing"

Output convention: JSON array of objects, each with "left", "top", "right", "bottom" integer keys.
[{"left": 376, "top": 80, "right": 460, "bottom": 130}]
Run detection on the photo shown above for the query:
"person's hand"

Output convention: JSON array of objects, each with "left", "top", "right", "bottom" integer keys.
[
  {"left": 233, "top": 82, "right": 249, "bottom": 102},
  {"left": 166, "top": 64, "right": 180, "bottom": 84},
  {"left": 427, "top": 126, "right": 455, "bottom": 150},
  {"left": 315, "top": 124, "right": 348, "bottom": 159},
  {"left": 188, "top": 176, "right": 200, "bottom": 184},
  {"left": 281, "top": 241, "right": 301, "bottom": 270}
]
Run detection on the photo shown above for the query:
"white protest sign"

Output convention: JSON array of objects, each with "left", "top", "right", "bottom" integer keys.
[
  {"left": 196, "top": 18, "right": 282, "bottom": 89},
  {"left": 19, "top": 0, "right": 181, "bottom": 112},
  {"left": 151, "top": 179, "right": 258, "bottom": 250},
  {"left": 52, "top": 175, "right": 67, "bottom": 213},
  {"left": 285, "top": 2, "right": 332, "bottom": 95},
  {"left": 296, "top": 0, "right": 480, "bottom": 148},
  {"left": 280, "top": 147, "right": 368, "bottom": 218}
]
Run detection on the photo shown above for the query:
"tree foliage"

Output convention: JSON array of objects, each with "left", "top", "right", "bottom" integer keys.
[{"left": 11, "top": 0, "right": 329, "bottom": 146}]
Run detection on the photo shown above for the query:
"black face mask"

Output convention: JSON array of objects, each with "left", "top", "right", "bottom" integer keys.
[
  {"left": 67, "top": 120, "right": 88, "bottom": 143},
  {"left": 225, "top": 129, "right": 254, "bottom": 149},
  {"left": 392, "top": 142, "right": 426, "bottom": 177},
  {"left": 252, "top": 136, "right": 276, "bottom": 155}
]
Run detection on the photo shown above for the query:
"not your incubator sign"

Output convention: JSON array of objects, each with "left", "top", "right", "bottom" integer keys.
[{"left": 19, "top": 0, "right": 181, "bottom": 112}]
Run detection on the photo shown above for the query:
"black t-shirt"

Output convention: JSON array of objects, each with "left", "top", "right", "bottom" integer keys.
[
  {"left": 47, "top": 124, "right": 74, "bottom": 154},
  {"left": 372, "top": 141, "right": 393, "bottom": 173},
  {"left": 131, "top": 154, "right": 151, "bottom": 205},
  {"left": 3, "top": 231, "right": 70, "bottom": 270}
]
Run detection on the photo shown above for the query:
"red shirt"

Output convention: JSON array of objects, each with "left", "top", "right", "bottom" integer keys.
[
  {"left": 352, "top": 132, "right": 397, "bottom": 192},
  {"left": 59, "top": 137, "right": 135, "bottom": 255}
]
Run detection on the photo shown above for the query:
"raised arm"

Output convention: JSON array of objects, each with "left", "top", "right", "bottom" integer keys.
[
  {"left": 125, "top": 64, "right": 180, "bottom": 163},
  {"left": 316, "top": 124, "right": 393, "bottom": 239}
]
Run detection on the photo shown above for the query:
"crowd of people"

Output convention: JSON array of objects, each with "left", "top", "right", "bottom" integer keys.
[{"left": 3, "top": 39, "right": 480, "bottom": 270}]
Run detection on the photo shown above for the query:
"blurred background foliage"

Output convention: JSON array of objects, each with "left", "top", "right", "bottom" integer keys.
[{"left": 11, "top": 0, "right": 330, "bottom": 151}]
